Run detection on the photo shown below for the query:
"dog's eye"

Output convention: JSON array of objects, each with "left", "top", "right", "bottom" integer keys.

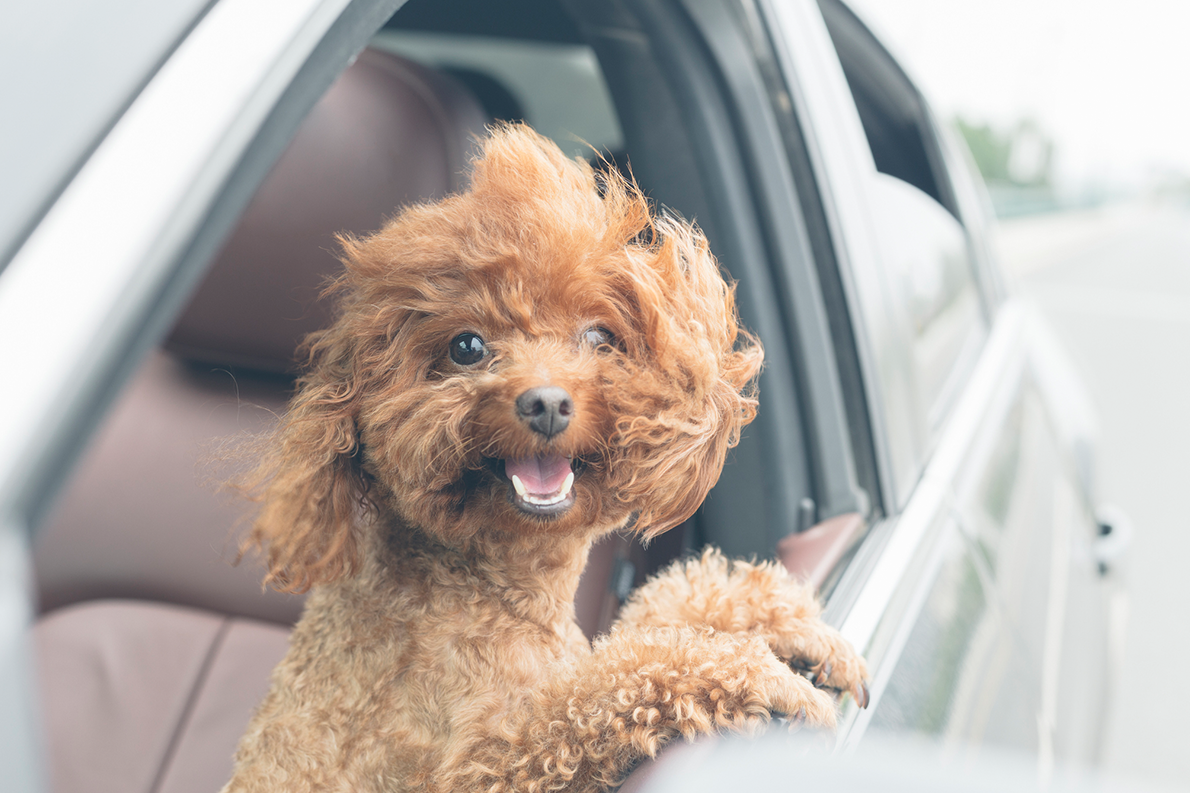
[
  {"left": 449, "top": 333, "right": 488, "bottom": 366},
  {"left": 581, "top": 327, "right": 614, "bottom": 350}
]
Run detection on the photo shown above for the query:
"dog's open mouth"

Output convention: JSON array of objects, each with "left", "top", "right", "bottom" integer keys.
[{"left": 502, "top": 454, "right": 577, "bottom": 517}]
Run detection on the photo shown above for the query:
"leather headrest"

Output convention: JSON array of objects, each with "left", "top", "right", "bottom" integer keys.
[{"left": 167, "top": 49, "right": 489, "bottom": 372}]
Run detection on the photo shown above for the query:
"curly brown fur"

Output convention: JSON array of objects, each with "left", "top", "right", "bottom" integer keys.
[{"left": 225, "top": 124, "right": 866, "bottom": 793}]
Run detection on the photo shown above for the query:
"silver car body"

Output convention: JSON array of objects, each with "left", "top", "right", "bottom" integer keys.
[{"left": 764, "top": 0, "right": 1112, "bottom": 762}]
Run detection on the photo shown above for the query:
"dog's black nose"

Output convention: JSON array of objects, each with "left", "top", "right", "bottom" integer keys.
[{"left": 516, "top": 386, "right": 573, "bottom": 439}]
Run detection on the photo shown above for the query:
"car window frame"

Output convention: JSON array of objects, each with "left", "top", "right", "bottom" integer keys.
[
  {"left": 756, "top": 0, "right": 906, "bottom": 513},
  {"left": 639, "top": 0, "right": 869, "bottom": 529},
  {"left": 553, "top": 0, "right": 862, "bottom": 560},
  {"left": 758, "top": 0, "right": 1053, "bottom": 746},
  {"left": 814, "top": 0, "right": 993, "bottom": 448},
  {"left": 760, "top": 0, "right": 1001, "bottom": 511}
]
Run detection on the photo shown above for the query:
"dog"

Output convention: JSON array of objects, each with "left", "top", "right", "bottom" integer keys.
[{"left": 224, "top": 123, "right": 868, "bottom": 793}]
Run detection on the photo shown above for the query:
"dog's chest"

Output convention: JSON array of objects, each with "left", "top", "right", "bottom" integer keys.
[{"left": 310, "top": 578, "right": 585, "bottom": 726}]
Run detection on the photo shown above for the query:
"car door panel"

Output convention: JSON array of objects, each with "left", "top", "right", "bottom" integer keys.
[
  {"left": 836, "top": 303, "right": 1109, "bottom": 761},
  {"left": 953, "top": 374, "right": 1110, "bottom": 766},
  {"left": 834, "top": 312, "right": 1036, "bottom": 748},
  {"left": 864, "top": 521, "right": 1040, "bottom": 755},
  {"left": 763, "top": 0, "right": 1110, "bottom": 760}
]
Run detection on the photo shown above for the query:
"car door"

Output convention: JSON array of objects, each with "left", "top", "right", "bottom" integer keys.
[
  {"left": 759, "top": 0, "right": 1113, "bottom": 766},
  {"left": 0, "top": 2, "right": 1114, "bottom": 789}
]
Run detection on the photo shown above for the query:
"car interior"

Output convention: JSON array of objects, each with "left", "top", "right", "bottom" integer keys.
[{"left": 28, "top": 0, "right": 919, "bottom": 790}]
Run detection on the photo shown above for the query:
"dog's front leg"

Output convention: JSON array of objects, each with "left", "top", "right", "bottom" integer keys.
[
  {"left": 448, "top": 625, "right": 835, "bottom": 793},
  {"left": 614, "top": 548, "right": 868, "bottom": 706}
]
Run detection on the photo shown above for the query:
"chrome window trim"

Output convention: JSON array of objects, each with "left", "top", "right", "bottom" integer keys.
[
  {"left": 935, "top": 118, "right": 1009, "bottom": 310},
  {"left": 759, "top": 0, "right": 908, "bottom": 511},
  {"left": 832, "top": 300, "right": 1029, "bottom": 744},
  {"left": 839, "top": 512, "right": 960, "bottom": 749}
]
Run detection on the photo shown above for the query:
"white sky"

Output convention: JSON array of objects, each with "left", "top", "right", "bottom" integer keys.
[{"left": 844, "top": 0, "right": 1190, "bottom": 191}]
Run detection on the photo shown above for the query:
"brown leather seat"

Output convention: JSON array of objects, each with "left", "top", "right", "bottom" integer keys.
[{"left": 32, "top": 49, "right": 488, "bottom": 793}]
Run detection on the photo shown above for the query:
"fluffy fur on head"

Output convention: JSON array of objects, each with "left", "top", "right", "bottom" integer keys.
[{"left": 244, "top": 123, "right": 762, "bottom": 593}]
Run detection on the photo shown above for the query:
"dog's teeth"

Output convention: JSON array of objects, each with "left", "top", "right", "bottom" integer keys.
[{"left": 511, "top": 470, "right": 574, "bottom": 507}]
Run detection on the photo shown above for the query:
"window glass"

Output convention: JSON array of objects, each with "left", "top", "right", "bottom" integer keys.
[
  {"left": 817, "top": 0, "right": 959, "bottom": 219},
  {"left": 371, "top": 30, "right": 624, "bottom": 160},
  {"left": 869, "top": 175, "right": 985, "bottom": 428},
  {"left": 818, "top": 0, "right": 986, "bottom": 442}
]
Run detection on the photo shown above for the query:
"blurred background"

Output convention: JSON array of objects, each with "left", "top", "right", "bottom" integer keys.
[{"left": 847, "top": 1, "right": 1190, "bottom": 788}]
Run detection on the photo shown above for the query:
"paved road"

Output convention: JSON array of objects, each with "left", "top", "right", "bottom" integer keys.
[{"left": 999, "top": 201, "right": 1190, "bottom": 790}]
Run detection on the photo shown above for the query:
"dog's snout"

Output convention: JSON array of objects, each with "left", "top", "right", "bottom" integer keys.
[{"left": 516, "top": 386, "right": 573, "bottom": 439}]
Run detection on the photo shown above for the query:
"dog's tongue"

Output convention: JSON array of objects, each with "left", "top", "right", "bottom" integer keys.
[{"left": 505, "top": 454, "right": 572, "bottom": 495}]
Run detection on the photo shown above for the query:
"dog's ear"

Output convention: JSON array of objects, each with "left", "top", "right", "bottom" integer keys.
[
  {"left": 610, "top": 211, "right": 765, "bottom": 540},
  {"left": 635, "top": 335, "right": 763, "bottom": 540},
  {"left": 241, "top": 331, "right": 371, "bottom": 593}
]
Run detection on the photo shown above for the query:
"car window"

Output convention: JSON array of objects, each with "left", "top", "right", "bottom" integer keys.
[
  {"left": 816, "top": 0, "right": 958, "bottom": 220},
  {"left": 377, "top": 2, "right": 822, "bottom": 564},
  {"left": 817, "top": 0, "right": 987, "bottom": 473},
  {"left": 371, "top": 30, "right": 624, "bottom": 160},
  {"left": 868, "top": 174, "right": 985, "bottom": 431}
]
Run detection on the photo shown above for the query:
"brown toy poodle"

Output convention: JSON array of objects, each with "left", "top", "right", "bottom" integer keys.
[{"left": 224, "top": 123, "right": 868, "bottom": 793}]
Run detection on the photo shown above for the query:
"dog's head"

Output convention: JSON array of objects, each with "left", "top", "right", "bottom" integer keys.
[{"left": 247, "top": 124, "right": 762, "bottom": 591}]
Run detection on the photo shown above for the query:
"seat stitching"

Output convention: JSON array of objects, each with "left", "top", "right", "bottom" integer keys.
[{"left": 147, "top": 615, "right": 233, "bottom": 793}]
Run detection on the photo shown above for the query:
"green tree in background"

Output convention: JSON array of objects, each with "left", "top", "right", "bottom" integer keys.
[
  {"left": 955, "top": 117, "right": 1053, "bottom": 188},
  {"left": 955, "top": 118, "right": 1012, "bottom": 183},
  {"left": 955, "top": 117, "right": 1056, "bottom": 216}
]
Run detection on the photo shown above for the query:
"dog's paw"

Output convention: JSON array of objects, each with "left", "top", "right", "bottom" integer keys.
[
  {"left": 754, "top": 651, "right": 840, "bottom": 730},
  {"left": 770, "top": 620, "right": 870, "bottom": 709}
]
